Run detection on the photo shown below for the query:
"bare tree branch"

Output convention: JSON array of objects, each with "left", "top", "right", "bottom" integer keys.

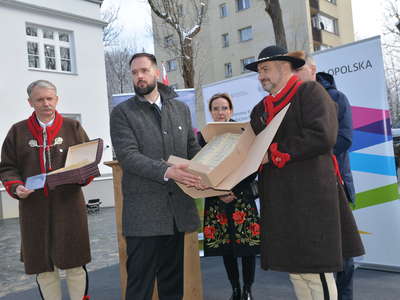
[
  {"left": 104, "top": 41, "right": 140, "bottom": 111},
  {"left": 101, "top": 4, "right": 122, "bottom": 47},
  {"left": 148, "top": 0, "right": 208, "bottom": 88}
]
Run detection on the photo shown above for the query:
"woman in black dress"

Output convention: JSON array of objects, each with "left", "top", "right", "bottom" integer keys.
[{"left": 199, "top": 93, "right": 260, "bottom": 300}]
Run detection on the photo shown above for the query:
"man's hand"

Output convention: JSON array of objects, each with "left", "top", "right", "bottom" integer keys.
[
  {"left": 165, "top": 163, "right": 206, "bottom": 188},
  {"left": 15, "top": 185, "right": 34, "bottom": 199},
  {"left": 219, "top": 192, "right": 237, "bottom": 204}
]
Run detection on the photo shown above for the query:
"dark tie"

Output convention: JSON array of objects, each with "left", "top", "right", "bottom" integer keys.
[{"left": 151, "top": 103, "right": 162, "bottom": 126}]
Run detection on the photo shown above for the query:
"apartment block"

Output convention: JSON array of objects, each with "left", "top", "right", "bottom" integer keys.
[{"left": 152, "top": 0, "right": 355, "bottom": 88}]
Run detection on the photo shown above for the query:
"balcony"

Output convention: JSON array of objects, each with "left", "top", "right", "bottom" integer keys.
[{"left": 312, "top": 27, "right": 322, "bottom": 43}]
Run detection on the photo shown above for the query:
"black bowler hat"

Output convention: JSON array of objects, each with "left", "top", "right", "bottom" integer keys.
[{"left": 245, "top": 45, "right": 305, "bottom": 72}]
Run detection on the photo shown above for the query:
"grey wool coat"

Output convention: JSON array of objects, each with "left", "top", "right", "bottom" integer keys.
[
  {"left": 250, "top": 80, "right": 365, "bottom": 274},
  {"left": 110, "top": 83, "right": 201, "bottom": 237}
]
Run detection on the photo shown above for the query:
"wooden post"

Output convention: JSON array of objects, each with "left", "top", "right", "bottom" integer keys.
[{"left": 105, "top": 161, "right": 203, "bottom": 300}]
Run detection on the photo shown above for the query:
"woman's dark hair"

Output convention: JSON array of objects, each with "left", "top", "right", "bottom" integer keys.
[
  {"left": 208, "top": 93, "right": 234, "bottom": 111},
  {"left": 129, "top": 53, "right": 157, "bottom": 66}
]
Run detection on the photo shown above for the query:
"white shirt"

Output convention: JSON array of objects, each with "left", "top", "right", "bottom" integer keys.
[
  {"left": 154, "top": 94, "right": 162, "bottom": 109},
  {"left": 36, "top": 116, "right": 55, "bottom": 170}
]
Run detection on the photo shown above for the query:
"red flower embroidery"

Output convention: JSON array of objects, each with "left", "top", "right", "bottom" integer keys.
[
  {"left": 232, "top": 211, "right": 246, "bottom": 224},
  {"left": 250, "top": 223, "right": 260, "bottom": 236},
  {"left": 204, "top": 226, "right": 216, "bottom": 239},
  {"left": 216, "top": 213, "right": 228, "bottom": 225}
]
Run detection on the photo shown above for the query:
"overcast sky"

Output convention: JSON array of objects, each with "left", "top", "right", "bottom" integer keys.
[
  {"left": 101, "top": 0, "right": 153, "bottom": 51},
  {"left": 101, "top": 0, "right": 388, "bottom": 51},
  {"left": 352, "top": 0, "right": 385, "bottom": 39}
]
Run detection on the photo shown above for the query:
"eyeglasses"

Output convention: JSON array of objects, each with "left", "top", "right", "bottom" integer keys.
[{"left": 211, "top": 106, "right": 230, "bottom": 112}]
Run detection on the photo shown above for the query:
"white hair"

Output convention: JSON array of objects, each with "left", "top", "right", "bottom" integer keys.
[{"left": 27, "top": 80, "right": 57, "bottom": 98}]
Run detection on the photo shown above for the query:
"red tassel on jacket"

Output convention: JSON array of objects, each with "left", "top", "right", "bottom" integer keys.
[{"left": 269, "top": 143, "right": 291, "bottom": 168}]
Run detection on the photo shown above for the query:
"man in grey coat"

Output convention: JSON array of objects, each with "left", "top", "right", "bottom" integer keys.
[{"left": 110, "top": 53, "right": 202, "bottom": 300}]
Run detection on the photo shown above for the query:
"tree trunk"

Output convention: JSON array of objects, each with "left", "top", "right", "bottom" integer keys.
[
  {"left": 181, "top": 40, "right": 195, "bottom": 88},
  {"left": 264, "top": 0, "right": 287, "bottom": 49}
]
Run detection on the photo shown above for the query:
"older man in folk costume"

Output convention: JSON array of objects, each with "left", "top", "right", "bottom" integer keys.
[
  {"left": 245, "top": 46, "right": 364, "bottom": 300},
  {"left": 0, "top": 80, "right": 92, "bottom": 300}
]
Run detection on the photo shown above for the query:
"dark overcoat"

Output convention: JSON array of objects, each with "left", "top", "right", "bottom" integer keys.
[
  {"left": 198, "top": 132, "right": 260, "bottom": 257},
  {"left": 110, "top": 83, "right": 201, "bottom": 237},
  {"left": 0, "top": 114, "right": 91, "bottom": 274},
  {"left": 250, "top": 80, "right": 364, "bottom": 273},
  {"left": 317, "top": 71, "right": 356, "bottom": 203}
]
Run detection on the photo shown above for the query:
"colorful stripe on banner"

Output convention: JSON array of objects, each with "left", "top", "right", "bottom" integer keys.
[
  {"left": 351, "top": 106, "right": 390, "bottom": 129},
  {"left": 349, "top": 152, "right": 397, "bottom": 176},
  {"left": 355, "top": 118, "right": 392, "bottom": 136},
  {"left": 350, "top": 131, "right": 391, "bottom": 152},
  {"left": 354, "top": 183, "right": 399, "bottom": 210}
]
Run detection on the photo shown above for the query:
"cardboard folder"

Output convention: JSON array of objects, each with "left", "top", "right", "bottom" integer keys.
[
  {"left": 168, "top": 104, "right": 290, "bottom": 198},
  {"left": 46, "top": 138, "right": 103, "bottom": 189}
]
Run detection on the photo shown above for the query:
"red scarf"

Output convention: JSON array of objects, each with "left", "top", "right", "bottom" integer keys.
[
  {"left": 26, "top": 111, "right": 63, "bottom": 195},
  {"left": 262, "top": 75, "right": 303, "bottom": 125}
]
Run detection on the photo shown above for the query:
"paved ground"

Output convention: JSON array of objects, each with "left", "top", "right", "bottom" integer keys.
[
  {"left": 1, "top": 207, "right": 400, "bottom": 299},
  {"left": 0, "top": 207, "right": 119, "bottom": 297}
]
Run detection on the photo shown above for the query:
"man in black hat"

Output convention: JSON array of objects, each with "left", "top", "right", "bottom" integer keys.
[{"left": 246, "top": 46, "right": 364, "bottom": 300}]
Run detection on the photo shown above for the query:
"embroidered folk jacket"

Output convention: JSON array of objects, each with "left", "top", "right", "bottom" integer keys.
[
  {"left": 0, "top": 112, "right": 91, "bottom": 274},
  {"left": 198, "top": 130, "right": 260, "bottom": 257}
]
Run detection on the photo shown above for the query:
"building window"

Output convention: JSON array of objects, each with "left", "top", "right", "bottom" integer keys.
[
  {"left": 44, "top": 44, "right": 56, "bottom": 70},
  {"left": 241, "top": 57, "right": 255, "bottom": 73},
  {"left": 222, "top": 33, "right": 229, "bottom": 48},
  {"left": 219, "top": 3, "right": 228, "bottom": 17},
  {"left": 224, "top": 63, "right": 232, "bottom": 78},
  {"left": 236, "top": 0, "right": 250, "bottom": 11},
  {"left": 164, "top": 35, "right": 174, "bottom": 48},
  {"left": 326, "top": 0, "right": 336, "bottom": 4},
  {"left": 239, "top": 26, "right": 252, "bottom": 42},
  {"left": 26, "top": 24, "right": 74, "bottom": 73},
  {"left": 166, "top": 59, "right": 177, "bottom": 72},
  {"left": 318, "top": 14, "right": 339, "bottom": 35}
]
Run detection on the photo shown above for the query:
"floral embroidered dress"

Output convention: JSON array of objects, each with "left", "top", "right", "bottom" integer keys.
[{"left": 198, "top": 131, "right": 261, "bottom": 257}]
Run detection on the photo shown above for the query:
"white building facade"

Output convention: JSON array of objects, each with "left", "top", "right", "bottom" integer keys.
[{"left": 0, "top": 0, "right": 114, "bottom": 219}]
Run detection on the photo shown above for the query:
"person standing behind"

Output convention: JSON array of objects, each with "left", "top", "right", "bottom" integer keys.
[
  {"left": 295, "top": 53, "right": 356, "bottom": 300},
  {"left": 0, "top": 80, "right": 92, "bottom": 300},
  {"left": 245, "top": 45, "right": 364, "bottom": 300},
  {"left": 110, "top": 53, "right": 203, "bottom": 300},
  {"left": 198, "top": 93, "right": 260, "bottom": 300}
]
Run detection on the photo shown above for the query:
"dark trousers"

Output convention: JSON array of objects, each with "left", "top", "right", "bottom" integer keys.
[
  {"left": 336, "top": 257, "right": 354, "bottom": 300},
  {"left": 125, "top": 231, "right": 184, "bottom": 300},
  {"left": 223, "top": 255, "right": 256, "bottom": 288}
]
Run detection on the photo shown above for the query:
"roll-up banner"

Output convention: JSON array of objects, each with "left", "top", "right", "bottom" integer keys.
[{"left": 202, "top": 36, "right": 400, "bottom": 270}]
